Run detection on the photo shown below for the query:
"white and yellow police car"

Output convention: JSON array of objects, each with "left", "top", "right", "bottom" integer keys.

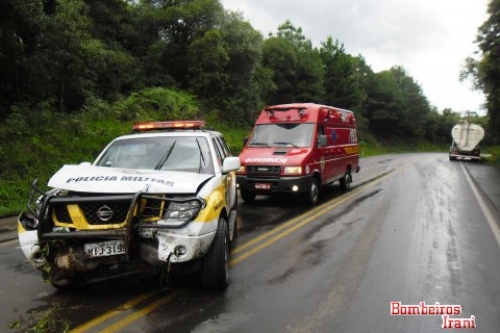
[{"left": 18, "top": 120, "right": 240, "bottom": 290}]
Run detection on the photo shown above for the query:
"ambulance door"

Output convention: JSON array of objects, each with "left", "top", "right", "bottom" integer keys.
[
  {"left": 324, "top": 126, "right": 339, "bottom": 182},
  {"left": 314, "top": 125, "right": 330, "bottom": 183}
]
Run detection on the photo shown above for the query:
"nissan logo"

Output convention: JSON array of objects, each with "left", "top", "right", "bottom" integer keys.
[{"left": 96, "top": 205, "right": 114, "bottom": 222}]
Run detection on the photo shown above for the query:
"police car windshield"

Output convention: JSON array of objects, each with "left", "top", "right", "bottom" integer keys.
[
  {"left": 249, "top": 123, "right": 314, "bottom": 148},
  {"left": 95, "top": 136, "right": 214, "bottom": 174}
]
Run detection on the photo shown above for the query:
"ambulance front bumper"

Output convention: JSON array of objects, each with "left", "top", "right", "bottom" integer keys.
[{"left": 237, "top": 174, "right": 314, "bottom": 194}]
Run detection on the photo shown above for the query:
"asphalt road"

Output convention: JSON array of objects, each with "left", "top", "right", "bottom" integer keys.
[{"left": 1, "top": 153, "right": 499, "bottom": 333}]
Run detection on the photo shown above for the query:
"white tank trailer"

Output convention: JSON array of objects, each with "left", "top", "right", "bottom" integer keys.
[{"left": 449, "top": 121, "right": 485, "bottom": 161}]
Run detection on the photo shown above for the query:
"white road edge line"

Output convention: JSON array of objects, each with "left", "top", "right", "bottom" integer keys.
[{"left": 461, "top": 163, "right": 500, "bottom": 248}]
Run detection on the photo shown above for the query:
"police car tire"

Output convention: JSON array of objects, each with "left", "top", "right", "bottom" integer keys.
[{"left": 201, "top": 218, "right": 229, "bottom": 290}]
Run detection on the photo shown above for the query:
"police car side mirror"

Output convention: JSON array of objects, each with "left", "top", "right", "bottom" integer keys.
[
  {"left": 222, "top": 157, "right": 241, "bottom": 174},
  {"left": 317, "top": 135, "right": 327, "bottom": 147}
]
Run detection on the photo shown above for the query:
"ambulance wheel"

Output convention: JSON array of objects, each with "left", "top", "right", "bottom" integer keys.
[
  {"left": 306, "top": 178, "right": 320, "bottom": 205},
  {"left": 339, "top": 170, "right": 351, "bottom": 192},
  {"left": 240, "top": 189, "right": 256, "bottom": 203},
  {"left": 201, "top": 218, "right": 229, "bottom": 290}
]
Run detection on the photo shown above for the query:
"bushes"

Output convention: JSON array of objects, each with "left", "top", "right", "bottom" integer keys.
[{"left": 0, "top": 88, "right": 245, "bottom": 217}]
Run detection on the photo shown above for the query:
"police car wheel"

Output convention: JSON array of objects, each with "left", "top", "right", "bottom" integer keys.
[{"left": 201, "top": 218, "right": 229, "bottom": 290}]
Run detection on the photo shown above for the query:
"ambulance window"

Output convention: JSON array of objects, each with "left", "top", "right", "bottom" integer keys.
[
  {"left": 316, "top": 126, "right": 325, "bottom": 147},
  {"left": 250, "top": 123, "right": 313, "bottom": 148}
]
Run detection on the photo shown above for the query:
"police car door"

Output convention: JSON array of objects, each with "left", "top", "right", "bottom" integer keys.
[{"left": 212, "top": 136, "right": 236, "bottom": 209}]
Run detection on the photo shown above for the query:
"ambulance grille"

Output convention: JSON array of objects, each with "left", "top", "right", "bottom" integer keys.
[{"left": 246, "top": 165, "right": 281, "bottom": 176}]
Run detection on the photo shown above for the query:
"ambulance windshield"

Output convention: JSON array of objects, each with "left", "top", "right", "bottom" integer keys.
[{"left": 248, "top": 123, "right": 314, "bottom": 148}]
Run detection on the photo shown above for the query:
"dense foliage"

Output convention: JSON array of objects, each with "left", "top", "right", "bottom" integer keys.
[
  {"left": 0, "top": 0, "right": 494, "bottom": 216},
  {"left": 461, "top": 0, "right": 500, "bottom": 143}
]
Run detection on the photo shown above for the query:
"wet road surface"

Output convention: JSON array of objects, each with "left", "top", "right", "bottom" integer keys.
[{"left": 1, "top": 153, "right": 500, "bottom": 332}]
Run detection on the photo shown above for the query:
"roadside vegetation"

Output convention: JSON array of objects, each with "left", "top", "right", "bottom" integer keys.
[{"left": 1, "top": 0, "right": 499, "bottom": 218}]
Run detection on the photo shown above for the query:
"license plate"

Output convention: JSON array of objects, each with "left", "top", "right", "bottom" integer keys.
[
  {"left": 84, "top": 240, "right": 126, "bottom": 258},
  {"left": 255, "top": 183, "right": 271, "bottom": 190}
]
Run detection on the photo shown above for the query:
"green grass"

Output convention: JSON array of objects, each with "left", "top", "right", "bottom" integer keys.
[{"left": 480, "top": 145, "right": 500, "bottom": 165}]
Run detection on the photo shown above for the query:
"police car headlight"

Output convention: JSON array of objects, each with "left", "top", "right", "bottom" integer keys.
[
  {"left": 161, "top": 200, "right": 204, "bottom": 227},
  {"left": 283, "top": 166, "right": 302, "bottom": 175}
]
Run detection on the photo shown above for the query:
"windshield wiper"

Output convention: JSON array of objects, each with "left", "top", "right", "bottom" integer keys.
[
  {"left": 154, "top": 141, "right": 177, "bottom": 170},
  {"left": 250, "top": 142, "right": 270, "bottom": 147},
  {"left": 195, "top": 138, "right": 205, "bottom": 173},
  {"left": 273, "top": 141, "right": 299, "bottom": 147}
]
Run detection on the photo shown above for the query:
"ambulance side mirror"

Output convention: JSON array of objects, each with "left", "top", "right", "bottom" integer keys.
[
  {"left": 317, "top": 135, "right": 327, "bottom": 147},
  {"left": 243, "top": 137, "right": 248, "bottom": 146}
]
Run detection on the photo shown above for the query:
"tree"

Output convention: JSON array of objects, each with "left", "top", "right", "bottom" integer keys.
[
  {"left": 320, "top": 36, "right": 363, "bottom": 109},
  {"left": 262, "top": 21, "right": 324, "bottom": 104},
  {"left": 187, "top": 29, "right": 229, "bottom": 101},
  {"left": 217, "top": 11, "right": 265, "bottom": 124},
  {"left": 0, "top": 0, "right": 46, "bottom": 118},
  {"left": 364, "top": 66, "right": 430, "bottom": 138},
  {"left": 135, "top": 0, "right": 225, "bottom": 89},
  {"left": 463, "top": 0, "right": 500, "bottom": 142},
  {"left": 83, "top": 0, "right": 141, "bottom": 99}
]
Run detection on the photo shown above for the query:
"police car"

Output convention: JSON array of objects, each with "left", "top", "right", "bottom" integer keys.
[{"left": 18, "top": 120, "right": 240, "bottom": 290}]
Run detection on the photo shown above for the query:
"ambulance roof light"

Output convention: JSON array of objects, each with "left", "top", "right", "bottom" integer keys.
[{"left": 132, "top": 120, "right": 206, "bottom": 132}]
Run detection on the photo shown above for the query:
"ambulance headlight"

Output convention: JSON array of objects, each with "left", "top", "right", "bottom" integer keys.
[
  {"left": 161, "top": 199, "right": 204, "bottom": 227},
  {"left": 283, "top": 166, "right": 302, "bottom": 175},
  {"left": 237, "top": 165, "right": 246, "bottom": 173}
]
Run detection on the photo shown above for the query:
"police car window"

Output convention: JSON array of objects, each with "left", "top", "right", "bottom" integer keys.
[
  {"left": 212, "top": 138, "right": 224, "bottom": 166},
  {"left": 95, "top": 136, "right": 214, "bottom": 174},
  {"left": 215, "top": 135, "right": 231, "bottom": 158}
]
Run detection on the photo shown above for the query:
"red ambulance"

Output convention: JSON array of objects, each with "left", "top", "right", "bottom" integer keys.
[{"left": 236, "top": 103, "right": 360, "bottom": 205}]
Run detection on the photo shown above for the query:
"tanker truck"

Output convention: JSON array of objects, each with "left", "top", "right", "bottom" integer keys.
[{"left": 449, "top": 121, "right": 485, "bottom": 161}]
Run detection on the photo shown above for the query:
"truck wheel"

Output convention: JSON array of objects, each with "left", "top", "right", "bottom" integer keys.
[
  {"left": 307, "top": 178, "right": 320, "bottom": 205},
  {"left": 201, "top": 218, "right": 229, "bottom": 290},
  {"left": 339, "top": 170, "right": 351, "bottom": 192},
  {"left": 240, "top": 189, "right": 256, "bottom": 203}
]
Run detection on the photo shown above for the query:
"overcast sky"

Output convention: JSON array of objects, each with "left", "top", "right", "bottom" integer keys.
[{"left": 221, "top": 0, "right": 490, "bottom": 115}]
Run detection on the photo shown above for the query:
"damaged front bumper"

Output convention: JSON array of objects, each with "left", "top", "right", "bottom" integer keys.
[{"left": 18, "top": 180, "right": 217, "bottom": 285}]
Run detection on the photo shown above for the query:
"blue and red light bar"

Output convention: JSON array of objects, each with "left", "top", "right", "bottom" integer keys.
[{"left": 133, "top": 120, "right": 206, "bottom": 132}]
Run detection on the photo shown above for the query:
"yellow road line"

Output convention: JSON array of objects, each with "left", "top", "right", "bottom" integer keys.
[
  {"left": 231, "top": 167, "right": 400, "bottom": 258},
  {"left": 72, "top": 159, "right": 414, "bottom": 332},
  {"left": 98, "top": 293, "right": 178, "bottom": 333},
  {"left": 230, "top": 186, "right": 365, "bottom": 266},
  {"left": 70, "top": 291, "right": 161, "bottom": 333}
]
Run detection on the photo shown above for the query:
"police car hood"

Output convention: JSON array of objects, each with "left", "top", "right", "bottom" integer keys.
[
  {"left": 239, "top": 148, "right": 310, "bottom": 165},
  {"left": 48, "top": 164, "right": 213, "bottom": 194}
]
